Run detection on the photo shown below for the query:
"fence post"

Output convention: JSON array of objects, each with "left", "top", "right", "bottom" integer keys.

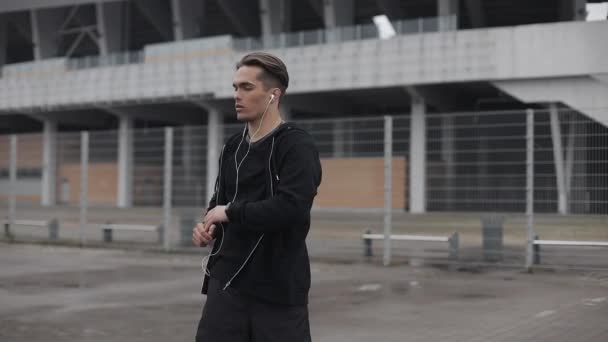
[
  {"left": 383, "top": 116, "right": 393, "bottom": 266},
  {"left": 163, "top": 127, "right": 174, "bottom": 251},
  {"left": 8, "top": 135, "right": 17, "bottom": 237},
  {"left": 533, "top": 235, "right": 541, "bottom": 265},
  {"left": 79, "top": 131, "right": 89, "bottom": 246},
  {"left": 48, "top": 218, "right": 59, "bottom": 240},
  {"left": 525, "top": 109, "right": 535, "bottom": 270},
  {"left": 364, "top": 229, "right": 373, "bottom": 258}
]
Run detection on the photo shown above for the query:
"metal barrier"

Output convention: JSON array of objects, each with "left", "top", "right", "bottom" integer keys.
[
  {"left": 100, "top": 223, "right": 163, "bottom": 244},
  {"left": 533, "top": 238, "right": 608, "bottom": 265},
  {"left": 3, "top": 219, "right": 59, "bottom": 240},
  {"left": 362, "top": 232, "right": 459, "bottom": 261}
]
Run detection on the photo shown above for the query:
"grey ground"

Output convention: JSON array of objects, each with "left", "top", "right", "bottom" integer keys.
[{"left": 1, "top": 242, "right": 607, "bottom": 342}]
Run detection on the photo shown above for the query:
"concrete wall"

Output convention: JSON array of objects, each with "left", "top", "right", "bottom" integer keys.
[
  {"left": 0, "top": 20, "right": 607, "bottom": 110},
  {"left": 57, "top": 162, "right": 117, "bottom": 205},
  {"left": 0, "top": 179, "right": 41, "bottom": 203},
  {"left": 494, "top": 76, "right": 608, "bottom": 126},
  {"left": 315, "top": 157, "right": 406, "bottom": 209},
  {"left": 0, "top": 134, "right": 42, "bottom": 168}
]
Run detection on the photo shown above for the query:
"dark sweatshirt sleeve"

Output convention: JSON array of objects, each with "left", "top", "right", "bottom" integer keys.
[
  {"left": 205, "top": 144, "right": 227, "bottom": 213},
  {"left": 206, "top": 178, "right": 218, "bottom": 212},
  {"left": 225, "top": 134, "right": 321, "bottom": 233}
]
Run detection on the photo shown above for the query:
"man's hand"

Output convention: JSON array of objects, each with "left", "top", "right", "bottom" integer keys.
[
  {"left": 202, "top": 205, "right": 229, "bottom": 232},
  {"left": 192, "top": 222, "right": 216, "bottom": 247},
  {"left": 192, "top": 205, "right": 229, "bottom": 248}
]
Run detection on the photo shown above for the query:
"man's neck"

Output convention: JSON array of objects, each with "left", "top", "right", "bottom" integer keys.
[{"left": 248, "top": 112, "right": 283, "bottom": 142}]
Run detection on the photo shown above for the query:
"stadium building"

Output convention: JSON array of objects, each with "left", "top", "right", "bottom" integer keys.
[{"left": 0, "top": 0, "right": 606, "bottom": 215}]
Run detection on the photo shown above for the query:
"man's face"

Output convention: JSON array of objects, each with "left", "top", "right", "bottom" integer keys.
[{"left": 232, "top": 65, "right": 274, "bottom": 122}]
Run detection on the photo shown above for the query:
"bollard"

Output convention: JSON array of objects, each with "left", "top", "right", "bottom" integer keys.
[
  {"left": 364, "top": 229, "right": 373, "bottom": 258},
  {"left": 481, "top": 215, "right": 504, "bottom": 262},
  {"left": 103, "top": 225, "right": 113, "bottom": 243},
  {"left": 533, "top": 235, "right": 541, "bottom": 265},
  {"left": 448, "top": 232, "right": 459, "bottom": 260},
  {"left": 48, "top": 219, "right": 59, "bottom": 240},
  {"left": 157, "top": 225, "right": 164, "bottom": 245},
  {"left": 4, "top": 221, "right": 13, "bottom": 240},
  {"left": 180, "top": 216, "right": 196, "bottom": 247}
]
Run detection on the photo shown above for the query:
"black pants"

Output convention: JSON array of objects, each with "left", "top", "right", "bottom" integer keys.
[{"left": 195, "top": 277, "right": 311, "bottom": 342}]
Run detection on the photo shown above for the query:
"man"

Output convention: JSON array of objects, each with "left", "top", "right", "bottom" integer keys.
[{"left": 192, "top": 52, "right": 322, "bottom": 342}]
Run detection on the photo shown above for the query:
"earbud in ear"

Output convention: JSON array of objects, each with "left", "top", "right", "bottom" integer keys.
[{"left": 270, "top": 94, "right": 275, "bottom": 103}]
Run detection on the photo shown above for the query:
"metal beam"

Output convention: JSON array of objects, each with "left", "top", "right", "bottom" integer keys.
[
  {"left": 464, "top": 0, "right": 485, "bottom": 28},
  {"left": 96, "top": 1, "right": 126, "bottom": 54},
  {"left": 0, "top": 15, "right": 7, "bottom": 66},
  {"left": 171, "top": 0, "right": 204, "bottom": 40},
  {"left": 308, "top": 0, "right": 323, "bottom": 18},
  {"left": 323, "top": 0, "right": 354, "bottom": 28},
  {"left": 9, "top": 12, "right": 32, "bottom": 41},
  {"left": 133, "top": 0, "right": 172, "bottom": 40},
  {"left": 376, "top": 0, "right": 404, "bottom": 21},
  {"left": 216, "top": 0, "right": 260, "bottom": 37},
  {"left": 31, "top": 7, "right": 65, "bottom": 59},
  {"left": 0, "top": 0, "right": 126, "bottom": 14},
  {"left": 260, "top": 0, "right": 292, "bottom": 37}
]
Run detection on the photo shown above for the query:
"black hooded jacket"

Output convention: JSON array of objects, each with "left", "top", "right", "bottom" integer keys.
[{"left": 202, "top": 122, "right": 322, "bottom": 306}]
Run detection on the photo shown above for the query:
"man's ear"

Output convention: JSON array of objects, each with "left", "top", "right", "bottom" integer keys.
[{"left": 270, "top": 88, "right": 282, "bottom": 103}]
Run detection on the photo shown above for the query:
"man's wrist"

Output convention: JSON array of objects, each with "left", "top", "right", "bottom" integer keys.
[{"left": 224, "top": 202, "right": 232, "bottom": 221}]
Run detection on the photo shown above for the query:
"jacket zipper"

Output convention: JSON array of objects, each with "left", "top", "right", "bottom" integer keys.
[{"left": 223, "top": 137, "right": 276, "bottom": 290}]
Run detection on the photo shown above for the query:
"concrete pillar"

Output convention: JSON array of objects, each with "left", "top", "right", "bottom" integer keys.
[
  {"left": 171, "top": 0, "right": 204, "bottom": 40},
  {"left": 31, "top": 8, "right": 63, "bottom": 59},
  {"left": 572, "top": 114, "right": 588, "bottom": 213},
  {"left": 564, "top": 114, "right": 575, "bottom": 212},
  {"left": 409, "top": 96, "right": 426, "bottom": 213},
  {"left": 206, "top": 108, "right": 223, "bottom": 203},
  {"left": 549, "top": 104, "right": 568, "bottom": 214},
  {"left": 96, "top": 1, "right": 127, "bottom": 55},
  {"left": 41, "top": 120, "right": 57, "bottom": 206},
  {"left": 437, "top": 0, "right": 459, "bottom": 30},
  {"left": 117, "top": 115, "right": 134, "bottom": 208}
]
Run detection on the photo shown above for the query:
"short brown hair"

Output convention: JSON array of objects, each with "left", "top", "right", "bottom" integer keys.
[{"left": 236, "top": 52, "right": 289, "bottom": 95}]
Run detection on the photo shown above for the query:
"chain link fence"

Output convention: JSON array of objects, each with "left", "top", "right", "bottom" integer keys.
[{"left": 1, "top": 108, "right": 607, "bottom": 270}]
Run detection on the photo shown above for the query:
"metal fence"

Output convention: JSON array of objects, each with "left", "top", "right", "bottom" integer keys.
[
  {"left": 61, "top": 16, "right": 457, "bottom": 71},
  {"left": 1, "top": 108, "right": 607, "bottom": 270},
  {"left": 233, "top": 15, "right": 457, "bottom": 51}
]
